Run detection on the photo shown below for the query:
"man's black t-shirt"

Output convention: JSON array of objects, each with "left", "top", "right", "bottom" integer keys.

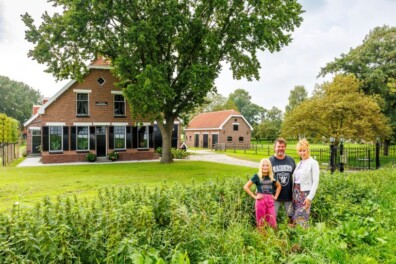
[{"left": 270, "top": 155, "right": 296, "bottom": 201}]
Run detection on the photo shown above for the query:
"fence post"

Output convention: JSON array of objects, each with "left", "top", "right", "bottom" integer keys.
[
  {"left": 375, "top": 140, "right": 380, "bottom": 169},
  {"left": 330, "top": 141, "right": 336, "bottom": 173},
  {"left": 339, "top": 141, "right": 344, "bottom": 173},
  {"left": 255, "top": 144, "right": 257, "bottom": 155}
]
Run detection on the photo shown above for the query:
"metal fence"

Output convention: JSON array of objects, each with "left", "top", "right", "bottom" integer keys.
[
  {"left": 214, "top": 143, "right": 396, "bottom": 171},
  {"left": 0, "top": 143, "right": 20, "bottom": 166},
  {"left": 312, "top": 145, "right": 396, "bottom": 171}
]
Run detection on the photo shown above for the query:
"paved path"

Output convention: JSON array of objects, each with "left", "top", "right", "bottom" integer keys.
[
  {"left": 188, "top": 149, "right": 258, "bottom": 168},
  {"left": 17, "top": 150, "right": 259, "bottom": 168}
]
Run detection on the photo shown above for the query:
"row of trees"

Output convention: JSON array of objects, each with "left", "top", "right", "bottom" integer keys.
[
  {"left": 192, "top": 26, "right": 396, "bottom": 145},
  {"left": 0, "top": 76, "right": 42, "bottom": 126}
]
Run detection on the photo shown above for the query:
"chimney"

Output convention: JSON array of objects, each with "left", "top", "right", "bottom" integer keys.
[
  {"left": 32, "top": 105, "right": 41, "bottom": 115},
  {"left": 42, "top": 97, "right": 50, "bottom": 105}
]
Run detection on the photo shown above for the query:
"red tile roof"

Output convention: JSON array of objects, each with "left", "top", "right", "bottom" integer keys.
[
  {"left": 90, "top": 57, "right": 111, "bottom": 66},
  {"left": 187, "top": 110, "right": 241, "bottom": 129}
]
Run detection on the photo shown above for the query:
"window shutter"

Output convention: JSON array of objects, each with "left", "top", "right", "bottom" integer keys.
[
  {"left": 132, "top": 126, "right": 138, "bottom": 149},
  {"left": 70, "top": 127, "right": 76, "bottom": 150},
  {"left": 42, "top": 126, "right": 49, "bottom": 151},
  {"left": 126, "top": 126, "right": 132, "bottom": 149},
  {"left": 149, "top": 126, "right": 154, "bottom": 148},
  {"left": 109, "top": 126, "right": 114, "bottom": 149},
  {"left": 90, "top": 127, "right": 95, "bottom": 150},
  {"left": 63, "top": 127, "right": 69, "bottom": 151}
]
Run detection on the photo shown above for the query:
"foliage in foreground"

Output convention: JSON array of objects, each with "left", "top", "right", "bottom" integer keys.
[{"left": 0, "top": 168, "right": 395, "bottom": 263}]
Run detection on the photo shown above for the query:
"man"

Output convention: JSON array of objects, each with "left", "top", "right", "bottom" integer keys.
[{"left": 269, "top": 138, "right": 296, "bottom": 223}]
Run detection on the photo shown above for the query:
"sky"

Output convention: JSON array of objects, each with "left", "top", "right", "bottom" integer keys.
[{"left": 1, "top": 0, "right": 396, "bottom": 112}]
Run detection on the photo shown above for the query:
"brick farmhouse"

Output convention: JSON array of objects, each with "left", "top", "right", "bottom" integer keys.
[
  {"left": 185, "top": 110, "right": 253, "bottom": 149},
  {"left": 24, "top": 58, "right": 180, "bottom": 163}
]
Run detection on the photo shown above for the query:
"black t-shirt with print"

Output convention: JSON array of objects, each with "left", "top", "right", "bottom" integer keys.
[
  {"left": 270, "top": 155, "right": 296, "bottom": 201},
  {"left": 250, "top": 174, "right": 275, "bottom": 194}
]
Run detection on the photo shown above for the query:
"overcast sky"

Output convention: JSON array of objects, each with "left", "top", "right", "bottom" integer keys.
[{"left": 1, "top": 0, "right": 396, "bottom": 112}]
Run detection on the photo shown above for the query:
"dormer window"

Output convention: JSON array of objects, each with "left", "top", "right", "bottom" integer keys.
[{"left": 97, "top": 77, "right": 106, "bottom": 86}]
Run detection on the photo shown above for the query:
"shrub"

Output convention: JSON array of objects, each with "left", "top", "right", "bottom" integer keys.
[
  {"left": 171, "top": 148, "right": 190, "bottom": 159},
  {"left": 86, "top": 152, "right": 97, "bottom": 162},
  {"left": 155, "top": 147, "right": 162, "bottom": 156},
  {"left": 107, "top": 150, "right": 119, "bottom": 161}
]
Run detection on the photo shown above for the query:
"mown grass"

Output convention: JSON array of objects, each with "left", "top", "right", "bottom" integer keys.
[{"left": 0, "top": 161, "right": 256, "bottom": 212}]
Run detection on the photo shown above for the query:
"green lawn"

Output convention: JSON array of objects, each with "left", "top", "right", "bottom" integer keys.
[{"left": 0, "top": 161, "right": 256, "bottom": 212}]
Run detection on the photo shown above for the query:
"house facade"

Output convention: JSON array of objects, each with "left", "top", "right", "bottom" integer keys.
[
  {"left": 184, "top": 110, "right": 253, "bottom": 149},
  {"left": 24, "top": 58, "right": 180, "bottom": 163}
]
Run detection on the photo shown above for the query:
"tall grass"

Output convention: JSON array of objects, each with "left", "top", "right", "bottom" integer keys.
[{"left": 0, "top": 168, "right": 395, "bottom": 263}]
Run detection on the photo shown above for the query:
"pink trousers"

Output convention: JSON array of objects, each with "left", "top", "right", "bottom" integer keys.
[{"left": 255, "top": 194, "right": 276, "bottom": 228}]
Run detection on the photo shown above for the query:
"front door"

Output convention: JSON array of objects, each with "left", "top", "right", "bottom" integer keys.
[
  {"left": 203, "top": 134, "right": 209, "bottom": 148},
  {"left": 212, "top": 134, "right": 218, "bottom": 148},
  {"left": 194, "top": 134, "right": 199, "bottom": 148},
  {"left": 96, "top": 127, "right": 106, "bottom": 157},
  {"left": 32, "top": 130, "right": 41, "bottom": 154}
]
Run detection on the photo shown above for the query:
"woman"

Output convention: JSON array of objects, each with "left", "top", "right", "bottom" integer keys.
[
  {"left": 244, "top": 158, "right": 281, "bottom": 229},
  {"left": 289, "top": 138, "right": 320, "bottom": 228}
]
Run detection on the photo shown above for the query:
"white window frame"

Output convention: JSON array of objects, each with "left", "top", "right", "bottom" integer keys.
[
  {"left": 49, "top": 126, "right": 63, "bottom": 153},
  {"left": 114, "top": 126, "right": 126, "bottom": 150},
  {"left": 76, "top": 92, "right": 90, "bottom": 116},
  {"left": 137, "top": 125, "right": 149, "bottom": 149},
  {"left": 114, "top": 94, "right": 126, "bottom": 116},
  {"left": 76, "top": 126, "right": 90, "bottom": 151}
]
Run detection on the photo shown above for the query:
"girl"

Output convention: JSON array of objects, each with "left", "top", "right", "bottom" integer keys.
[{"left": 244, "top": 158, "right": 281, "bottom": 228}]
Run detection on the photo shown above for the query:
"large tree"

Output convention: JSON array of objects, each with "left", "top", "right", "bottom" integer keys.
[
  {"left": 0, "top": 76, "right": 42, "bottom": 126},
  {"left": 319, "top": 25, "right": 396, "bottom": 145},
  {"left": 281, "top": 74, "right": 392, "bottom": 144},
  {"left": 285, "top": 85, "right": 307, "bottom": 115},
  {"left": 23, "top": 0, "right": 303, "bottom": 163}
]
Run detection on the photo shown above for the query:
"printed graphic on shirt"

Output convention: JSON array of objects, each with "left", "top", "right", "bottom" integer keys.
[
  {"left": 277, "top": 171, "right": 290, "bottom": 186},
  {"left": 260, "top": 178, "right": 273, "bottom": 194},
  {"left": 272, "top": 165, "right": 294, "bottom": 173}
]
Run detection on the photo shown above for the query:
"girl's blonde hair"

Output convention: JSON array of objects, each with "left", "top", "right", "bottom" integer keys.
[
  {"left": 258, "top": 158, "right": 274, "bottom": 181},
  {"left": 296, "top": 138, "right": 310, "bottom": 158}
]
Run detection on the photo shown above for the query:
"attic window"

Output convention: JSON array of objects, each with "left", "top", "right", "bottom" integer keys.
[{"left": 97, "top": 77, "right": 106, "bottom": 86}]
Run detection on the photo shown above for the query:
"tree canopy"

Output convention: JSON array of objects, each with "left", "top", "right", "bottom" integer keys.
[
  {"left": 228, "top": 89, "right": 265, "bottom": 126},
  {"left": 0, "top": 76, "right": 42, "bottom": 126},
  {"left": 281, "top": 74, "right": 392, "bottom": 143},
  {"left": 285, "top": 85, "right": 307, "bottom": 115},
  {"left": 319, "top": 25, "right": 396, "bottom": 142},
  {"left": 23, "top": 0, "right": 303, "bottom": 162},
  {"left": 254, "top": 106, "right": 283, "bottom": 142}
]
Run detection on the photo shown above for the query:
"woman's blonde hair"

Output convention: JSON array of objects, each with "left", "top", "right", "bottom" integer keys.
[
  {"left": 258, "top": 158, "right": 274, "bottom": 181},
  {"left": 296, "top": 138, "right": 310, "bottom": 157}
]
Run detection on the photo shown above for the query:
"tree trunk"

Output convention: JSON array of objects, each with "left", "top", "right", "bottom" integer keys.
[{"left": 157, "top": 117, "right": 175, "bottom": 164}]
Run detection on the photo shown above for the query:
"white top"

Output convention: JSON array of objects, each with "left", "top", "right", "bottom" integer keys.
[{"left": 293, "top": 159, "right": 308, "bottom": 184}]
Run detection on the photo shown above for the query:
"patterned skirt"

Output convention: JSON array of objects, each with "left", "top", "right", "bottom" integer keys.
[{"left": 288, "top": 184, "right": 310, "bottom": 228}]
